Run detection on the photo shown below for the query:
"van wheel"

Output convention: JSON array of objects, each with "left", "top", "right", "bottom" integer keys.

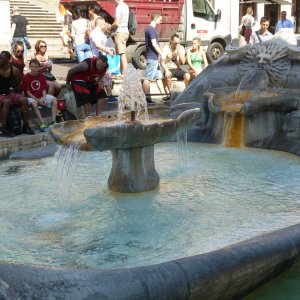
[
  {"left": 132, "top": 45, "right": 147, "bottom": 70},
  {"left": 207, "top": 42, "right": 224, "bottom": 62}
]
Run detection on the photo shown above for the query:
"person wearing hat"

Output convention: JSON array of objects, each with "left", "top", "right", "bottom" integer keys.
[
  {"left": 11, "top": 6, "right": 30, "bottom": 62},
  {"left": 66, "top": 55, "right": 109, "bottom": 117}
]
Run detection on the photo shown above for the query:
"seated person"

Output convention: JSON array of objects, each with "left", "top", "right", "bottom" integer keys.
[
  {"left": 0, "top": 51, "right": 34, "bottom": 137},
  {"left": 161, "top": 34, "right": 189, "bottom": 99},
  {"left": 22, "top": 59, "right": 58, "bottom": 132},
  {"left": 186, "top": 37, "right": 208, "bottom": 84},
  {"left": 65, "top": 54, "right": 109, "bottom": 117},
  {"left": 11, "top": 41, "right": 25, "bottom": 79},
  {"left": 33, "top": 40, "right": 62, "bottom": 97}
]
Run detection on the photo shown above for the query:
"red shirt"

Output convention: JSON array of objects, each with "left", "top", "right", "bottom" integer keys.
[
  {"left": 71, "top": 58, "right": 106, "bottom": 83},
  {"left": 22, "top": 72, "right": 48, "bottom": 98}
]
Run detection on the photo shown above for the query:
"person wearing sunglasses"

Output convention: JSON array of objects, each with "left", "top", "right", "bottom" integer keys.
[
  {"left": 33, "top": 40, "right": 62, "bottom": 97},
  {"left": 11, "top": 41, "right": 25, "bottom": 79},
  {"left": 161, "top": 34, "right": 189, "bottom": 100}
]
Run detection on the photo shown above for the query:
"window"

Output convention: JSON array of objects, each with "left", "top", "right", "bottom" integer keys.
[{"left": 192, "top": 0, "right": 214, "bottom": 21}]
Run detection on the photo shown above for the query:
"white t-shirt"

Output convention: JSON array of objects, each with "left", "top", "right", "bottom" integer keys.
[
  {"left": 162, "top": 44, "right": 185, "bottom": 69},
  {"left": 115, "top": 1, "right": 129, "bottom": 33},
  {"left": 72, "top": 18, "right": 90, "bottom": 46},
  {"left": 90, "top": 28, "right": 108, "bottom": 57}
]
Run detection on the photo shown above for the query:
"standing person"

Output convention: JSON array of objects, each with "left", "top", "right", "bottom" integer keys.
[
  {"left": 33, "top": 40, "right": 62, "bottom": 97},
  {"left": 0, "top": 51, "right": 34, "bottom": 137},
  {"left": 142, "top": 12, "right": 165, "bottom": 104},
  {"left": 60, "top": 9, "right": 74, "bottom": 55},
  {"left": 22, "top": 59, "right": 58, "bottom": 131},
  {"left": 90, "top": 17, "right": 115, "bottom": 98},
  {"left": 161, "top": 34, "right": 189, "bottom": 98},
  {"left": 11, "top": 41, "right": 25, "bottom": 78},
  {"left": 240, "top": 7, "right": 255, "bottom": 44},
  {"left": 65, "top": 55, "right": 109, "bottom": 117},
  {"left": 249, "top": 17, "right": 273, "bottom": 45},
  {"left": 10, "top": 6, "right": 30, "bottom": 63},
  {"left": 186, "top": 37, "right": 208, "bottom": 84},
  {"left": 275, "top": 11, "right": 294, "bottom": 33},
  {"left": 71, "top": 8, "right": 92, "bottom": 63},
  {"left": 111, "top": 0, "right": 129, "bottom": 75}
]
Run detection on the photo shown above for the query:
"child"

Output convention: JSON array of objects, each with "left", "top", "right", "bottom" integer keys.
[{"left": 22, "top": 58, "right": 57, "bottom": 132}]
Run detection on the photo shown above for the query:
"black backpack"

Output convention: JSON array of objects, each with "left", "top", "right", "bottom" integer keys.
[
  {"left": 128, "top": 10, "right": 137, "bottom": 35},
  {"left": 7, "top": 106, "right": 22, "bottom": 135}
]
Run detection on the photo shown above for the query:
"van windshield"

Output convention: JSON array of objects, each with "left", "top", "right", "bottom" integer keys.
[{"left": 192, "top": 0, "right": 214, "bottom": 21}]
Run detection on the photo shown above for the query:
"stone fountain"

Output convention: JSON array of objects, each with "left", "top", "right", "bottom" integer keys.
[
  {"left": 50, "top": 65, "right": 201, "bottom": 192},
  {"left": 171, "top": 34, "right": 300, "bottom": 153},
  {"left": 2, "top": 36, "right": 300, "bottom": 299}
]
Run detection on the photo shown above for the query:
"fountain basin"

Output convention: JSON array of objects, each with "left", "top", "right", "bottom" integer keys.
[
  {"left": 0, "top": 144, "right": 300, "bottom": 298},
  {"left": 49, "top": 108, "right": 201, "bottom": 193}
]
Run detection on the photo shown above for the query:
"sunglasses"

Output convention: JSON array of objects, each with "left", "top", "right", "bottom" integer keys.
[
  {"left": 39, "top": 45, "right": 47, "bottom": 48},
  {"left": 16, "top": 50, "right": 24, "bottom": 53}
]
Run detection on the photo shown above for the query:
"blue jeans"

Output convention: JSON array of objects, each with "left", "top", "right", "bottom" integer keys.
[
  {"left": 12, "top": 37, "right": 29, "bottom": 59},
  {"left": 74, "top": 43, "right": 92, "bottom": 63}
]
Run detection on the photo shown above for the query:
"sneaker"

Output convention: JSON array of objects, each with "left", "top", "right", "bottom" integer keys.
[
  {"left": 39, "top": 122, "right": 48, "bottom": 132},
  {"left": 1, "top": 127, "right": 15, "bottom": 137},
  {"left": 146, "top": 97, "right": 155, "bottom": 104},
  {"left": 162, "top": 95, "right": 171, "bottom": 103},
  {"left": 23, "top": 126, "right": 35, "bottom": 135}
]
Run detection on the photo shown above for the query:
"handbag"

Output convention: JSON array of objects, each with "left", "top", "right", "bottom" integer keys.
[
  {"left": 239, "top": 24, "right": 246, "bottom": 37},
  {"left": 43, "top": 71, "right": 56, "bottom": 81}
]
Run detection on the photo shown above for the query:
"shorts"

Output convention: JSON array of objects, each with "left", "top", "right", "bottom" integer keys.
[
  {"left": 99, "top": 70, "right": 112, "bottom": 87},
  {"left": 71, "top": 81, "right": 107, "bottom": 107},
  {"left": 114, "top": 32, "right": 129, "bottom": 55},
  {"left": 166, "top": 68, "right": 186, "bottom": 80},
  {"left": 27, "top": 94, "right": 55, "bottom": 108},
  {"left": 144, "top": 59, "right": 162, "bottom": 80},
  {"left": 0, "top": 92, "right": 24, "bottom": 106}
]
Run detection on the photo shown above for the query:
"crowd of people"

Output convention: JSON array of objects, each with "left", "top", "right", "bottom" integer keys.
[
  {"left": 240, "top": 8, "right": 294, "bottom": 45},
  {"left": 1, "top": 2, "right": 292, "bottom": 138}
]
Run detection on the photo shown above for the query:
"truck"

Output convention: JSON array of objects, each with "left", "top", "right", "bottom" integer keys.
[{"left": 60, "top": 0, "right": 232, "bottom": 69}]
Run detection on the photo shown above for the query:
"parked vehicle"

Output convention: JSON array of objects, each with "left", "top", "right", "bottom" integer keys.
[{"left": 60, "top": 0, "right": 231, "bottom": 69}]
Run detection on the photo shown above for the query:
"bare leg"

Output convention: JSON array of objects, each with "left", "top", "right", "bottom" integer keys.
[
  {"left": 0, "top": 99, "right": 11, "bottom": 128},
  {"left": 31, "top": 102, "right": 45, "bottom": 123},
  {"left": 142, "top": 79, "right": 150, "bottom": 96},
  {"left": 51, "top": 98, "right": 57, "bottom": 122},
  {"left": 120, "top": 53, "right": 128, "bottom": 74},
  {"left": 96, "top": 98, "right": 106, "bottom": 115},
  {"left": 156, "top": 79, "right": 166, "bottom": 95}
]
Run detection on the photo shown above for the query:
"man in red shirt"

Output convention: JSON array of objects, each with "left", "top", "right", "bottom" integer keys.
[
  {"left": 22, "top": 59, "right": 57, "bottom": 132},
  {"left": 66, "top": 54, "right": 108, "bottom": 117}
]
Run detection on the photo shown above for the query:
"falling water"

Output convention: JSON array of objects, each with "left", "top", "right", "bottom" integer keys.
[
  {"left": 222, "top": 112, "right": 245, "bottom": 147},
  {"left": 222, "top": 68, "right": 269, "bottom": 147},
  {"left": 118, "top": 64, "right": 148, "bottom": 122},
  {"left": 55, "top": 144, "right": 82, "bottom": 201},
  {"left": 176, "top": 131, "right": 188, "bottom": 169}
]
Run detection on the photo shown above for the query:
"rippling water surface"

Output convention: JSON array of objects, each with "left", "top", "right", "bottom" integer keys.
[{"left": 0, "top": 143, "right": 300, "bottom": 270}]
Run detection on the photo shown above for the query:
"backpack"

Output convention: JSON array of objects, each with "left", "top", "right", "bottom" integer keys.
[
  {"left": 7, "top": 106, "right": 22, "bottom": 135},
  {"left": 128, "top": 10, "right": 137, "bottom": 35}
]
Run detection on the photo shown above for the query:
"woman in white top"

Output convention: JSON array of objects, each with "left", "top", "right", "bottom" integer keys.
[
  {"left": 71, "top": 8, "right": 92, "bottom": 62},
  {"left": 240, "top": 7, "right": 255, "bottom": 44}
]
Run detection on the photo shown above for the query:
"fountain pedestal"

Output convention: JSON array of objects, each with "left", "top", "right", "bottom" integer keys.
[{"left": 109, "top": 145, "right": 159, "bottom": 193}]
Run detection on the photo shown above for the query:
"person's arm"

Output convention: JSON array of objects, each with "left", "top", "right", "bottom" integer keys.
[
  {"left": 111, "top": 17, "right": 119, "bottom": 31},
  {"left": 66, "top": 61, "right": 88, "bottom": 83},
  {"left": 94, "top": 38, "right": 115, "bottom": 56},
  {"left": 202, "top": 50, "right": 208, "bottom": 69},
  {"left": 11, "top": 23, "right": 16, "bottom": 41},
  {"left": 186, "top": 48, "right": 194, "bottom": 71},
  {"left": 11, "top": 67, "right": 22, "bottom": 92},
  {"left": 151, "top": 38, "right": 162, "bottom": 57},
  {"left": 177, "top": 44, "right": 186, "bottom": 66}
]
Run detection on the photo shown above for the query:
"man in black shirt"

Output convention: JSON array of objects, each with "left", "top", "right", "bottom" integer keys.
[{"left": 11, "top": 6, "right": 30, "bottom": 62}]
